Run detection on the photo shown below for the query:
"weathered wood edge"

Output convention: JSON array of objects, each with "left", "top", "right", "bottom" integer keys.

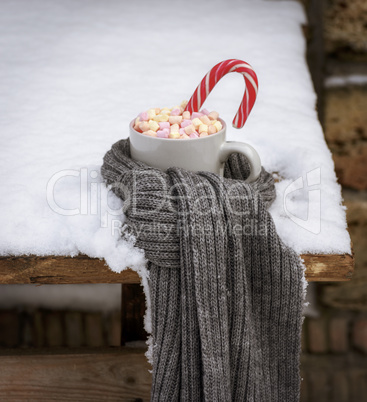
[
  {"left": 0, "top": 347, "right": 151, "bottom": 401},
  {"left": 0, "top": 252, "right": 354, "bottom": 284}
]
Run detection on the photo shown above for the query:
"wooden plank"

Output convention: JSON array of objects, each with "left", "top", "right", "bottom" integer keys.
[
  {"left": 0, "top": 347, "right": 151, "bottom": 401},
  {"left": 302, "top": 252, "right": 354, "bottom": 282},
  {"left": 0, "top": 252, "right": 354, "bottom": 284},
  {"left": 0, "top": 255, "right": 140, "bottom": 285}
]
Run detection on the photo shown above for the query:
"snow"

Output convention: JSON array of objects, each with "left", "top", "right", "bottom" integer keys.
[
  {"left": 0, "top": 0, "right": 350, "bottom": 313},
  {"left": 325, "top": 74, "right": 367, "bottom": 87}
]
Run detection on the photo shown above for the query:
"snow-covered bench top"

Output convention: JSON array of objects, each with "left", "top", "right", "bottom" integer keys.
[{"left": 0, "top": 0, "right": 351, "bottom": 277}]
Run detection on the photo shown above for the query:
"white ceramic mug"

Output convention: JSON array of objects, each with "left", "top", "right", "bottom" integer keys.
[{"left": 129, "top": 118, "right": 261, "bottom": 182}]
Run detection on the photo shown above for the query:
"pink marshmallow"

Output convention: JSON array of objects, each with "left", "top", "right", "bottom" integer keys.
[
  {"left": 179, "top": 128, "right": 186, "bottom": 135},
  {"left": 157, "top": 130, "right": 169, "bottom": 138},
  {"left": 189, "top": 132, "right": 199, "bottom": 139},
  {"left": 139, "top": 111, "right": 148, "bottom": 121},
  {"left": 170, "top": 108, "right": 181, "bottom": 116},
  {"left": 200, "top": 108, "right": 210, "bottom": 115},
  {"left": 159, "top": 122, "right": 170, "bottom": 130},
  {"left": 181, "top": 119, "right": 192, "bottom": 128},
  {"left": 191, "top": 112, "right": 203, "bottom": 119}
]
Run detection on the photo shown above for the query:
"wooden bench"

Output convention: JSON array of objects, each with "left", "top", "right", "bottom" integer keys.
[
  {"left": 0, "top": 252, "right": 354, "bottom": 400},
  {"left": 0, "top": 252, "right": 354, "bottom": 285}
]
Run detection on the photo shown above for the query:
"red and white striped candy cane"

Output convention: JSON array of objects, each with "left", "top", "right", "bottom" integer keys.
[{"left": 185, "top": 59, "right": 258, "bottom": 129}]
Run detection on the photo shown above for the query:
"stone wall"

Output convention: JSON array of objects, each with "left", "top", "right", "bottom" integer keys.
[{"left": 301, "top": 0, "right": 367, "bottom": 400}]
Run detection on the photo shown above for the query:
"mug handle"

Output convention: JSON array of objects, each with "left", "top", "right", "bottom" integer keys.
[{"left": 219, "top": 141, "right": 261, "bottom": 183}]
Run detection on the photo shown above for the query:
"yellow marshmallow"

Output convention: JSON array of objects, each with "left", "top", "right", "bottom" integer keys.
[
  {"left": 153, "top": 114, "right": 169, "bottom": 122},
  {"left": 210, "top": 119, "right": 217, "bottom": 125},
  {"left": 180, "top": 100, "right": 188, "bottom": 108},
  {"left": 169, "top": 132, "right": 180, "bottom": 139},
  {"left": 148, "top": 120, "right": 160, "bottom": 131},
  {"left": 213, "top": 121, "right": 223, "bottom": 132},
  {"left": 155, "top": 108, "right": 161, "bottom": 114},
  {"left": 192, "top": 118, "right": 202, "bottom": 129},
  {"left": 198, "top": 124, "right": 208, "bottom": 134},
  {"left": 170, "top": 123, "right": 180, "bottom": 133},
  {"left": 147, "top": 109, "right": 156, "bottom": 119},
  {"left": 182, "top": 111, "right": 190, "bottom": 120},
  {"left": 181, "top": 134, "right": 190, "bottom": 140},
  {"left": 169, "top": 115, "right": 183, "bottom": 125},
  {"left": 199, "top": 132, "right": 208, "bottom": 137},
  {"left": 135, "top": 117, "right": 140, "bottom": 126}
]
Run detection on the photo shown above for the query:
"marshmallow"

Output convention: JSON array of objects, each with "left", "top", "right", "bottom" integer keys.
[
  {"left": 170, "top": 123, "right": 180, "bottom": 133},
  {"left": 213, "top": 121, "right": 223, "bottom": 132},
  {"left": 181, "top": 119, "right": 192, "bottom": 128},
  {"left": 159, "top": 122, "right": 170, "bottom": 130},
  {"left": 191, "top": 112, "right": 203, "bottom": 120},
  {"left": 153, "top": 114, "right": 169, "bottom": 122},
  {"left": 147, "top": 109, "right": 156, "bottom": 119},
  {"left": 139, "top": 121, "right": 150, "bottom": 132},
  {"left": 134, "top": 118, "right": 141, "bottom": 131},
  {"left": 169, "top": 132, "right": 180, "bottom": 139},
  {"left": 170, "top": 108, "right": 181, "bottom": 116},
  {"left": 182, "top": 111, "right": 190, "bottom": 120},
  {"left": 208, "top": 111, "right": 219, "bottom": 120},
  {"left": 148, "top": 120, "right": 160, "bottom": 132},
  {"left": 208, "top": 125, "right": 217, "bottom": 135},
  {"left": 139, "top": 112, "right": 148, "bottom": 121},
  {"left": 184, "top": 124, "right": 195, "bottom": 135},
  {"left": 136, "top": 102, "right": 222, "bottom": 140},
  {"left": 200, "top": 115, "right": 211, "bottom": 125},
  {"left": 191, "top": 118, "right": 202, "bottom": 129},
  {"left": 169, "top": 115, "right": 183, "bottom": 125},
  {"left": 143, "top": 130, "right": 157, "bottom": 137}
]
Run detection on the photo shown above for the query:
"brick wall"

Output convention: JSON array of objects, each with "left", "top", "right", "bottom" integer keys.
[{"left": 301, "top": 1, "right": 367, "bottom": 401}]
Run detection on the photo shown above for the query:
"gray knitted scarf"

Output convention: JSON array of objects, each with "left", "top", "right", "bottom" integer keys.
[{"left": 101, "top": 139, "right": 304, "bottom": 402}]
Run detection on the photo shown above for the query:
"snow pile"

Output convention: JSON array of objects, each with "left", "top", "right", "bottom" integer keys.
[{"left": 0, "top": 0, "right": 350, "bottom": 311}]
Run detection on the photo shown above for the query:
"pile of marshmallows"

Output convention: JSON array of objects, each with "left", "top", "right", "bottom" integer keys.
[{"left": 133, "top": 100, "right": 223, "bottom": 139}]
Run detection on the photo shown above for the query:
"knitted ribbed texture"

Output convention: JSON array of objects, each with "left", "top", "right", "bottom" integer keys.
[{"left": 102, "top": 139, "right": 304, "bottom": 402}]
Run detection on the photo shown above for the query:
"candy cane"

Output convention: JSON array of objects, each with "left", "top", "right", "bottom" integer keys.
[{"left": 185, "top": 59, "right": 258, "bottom": 129}]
